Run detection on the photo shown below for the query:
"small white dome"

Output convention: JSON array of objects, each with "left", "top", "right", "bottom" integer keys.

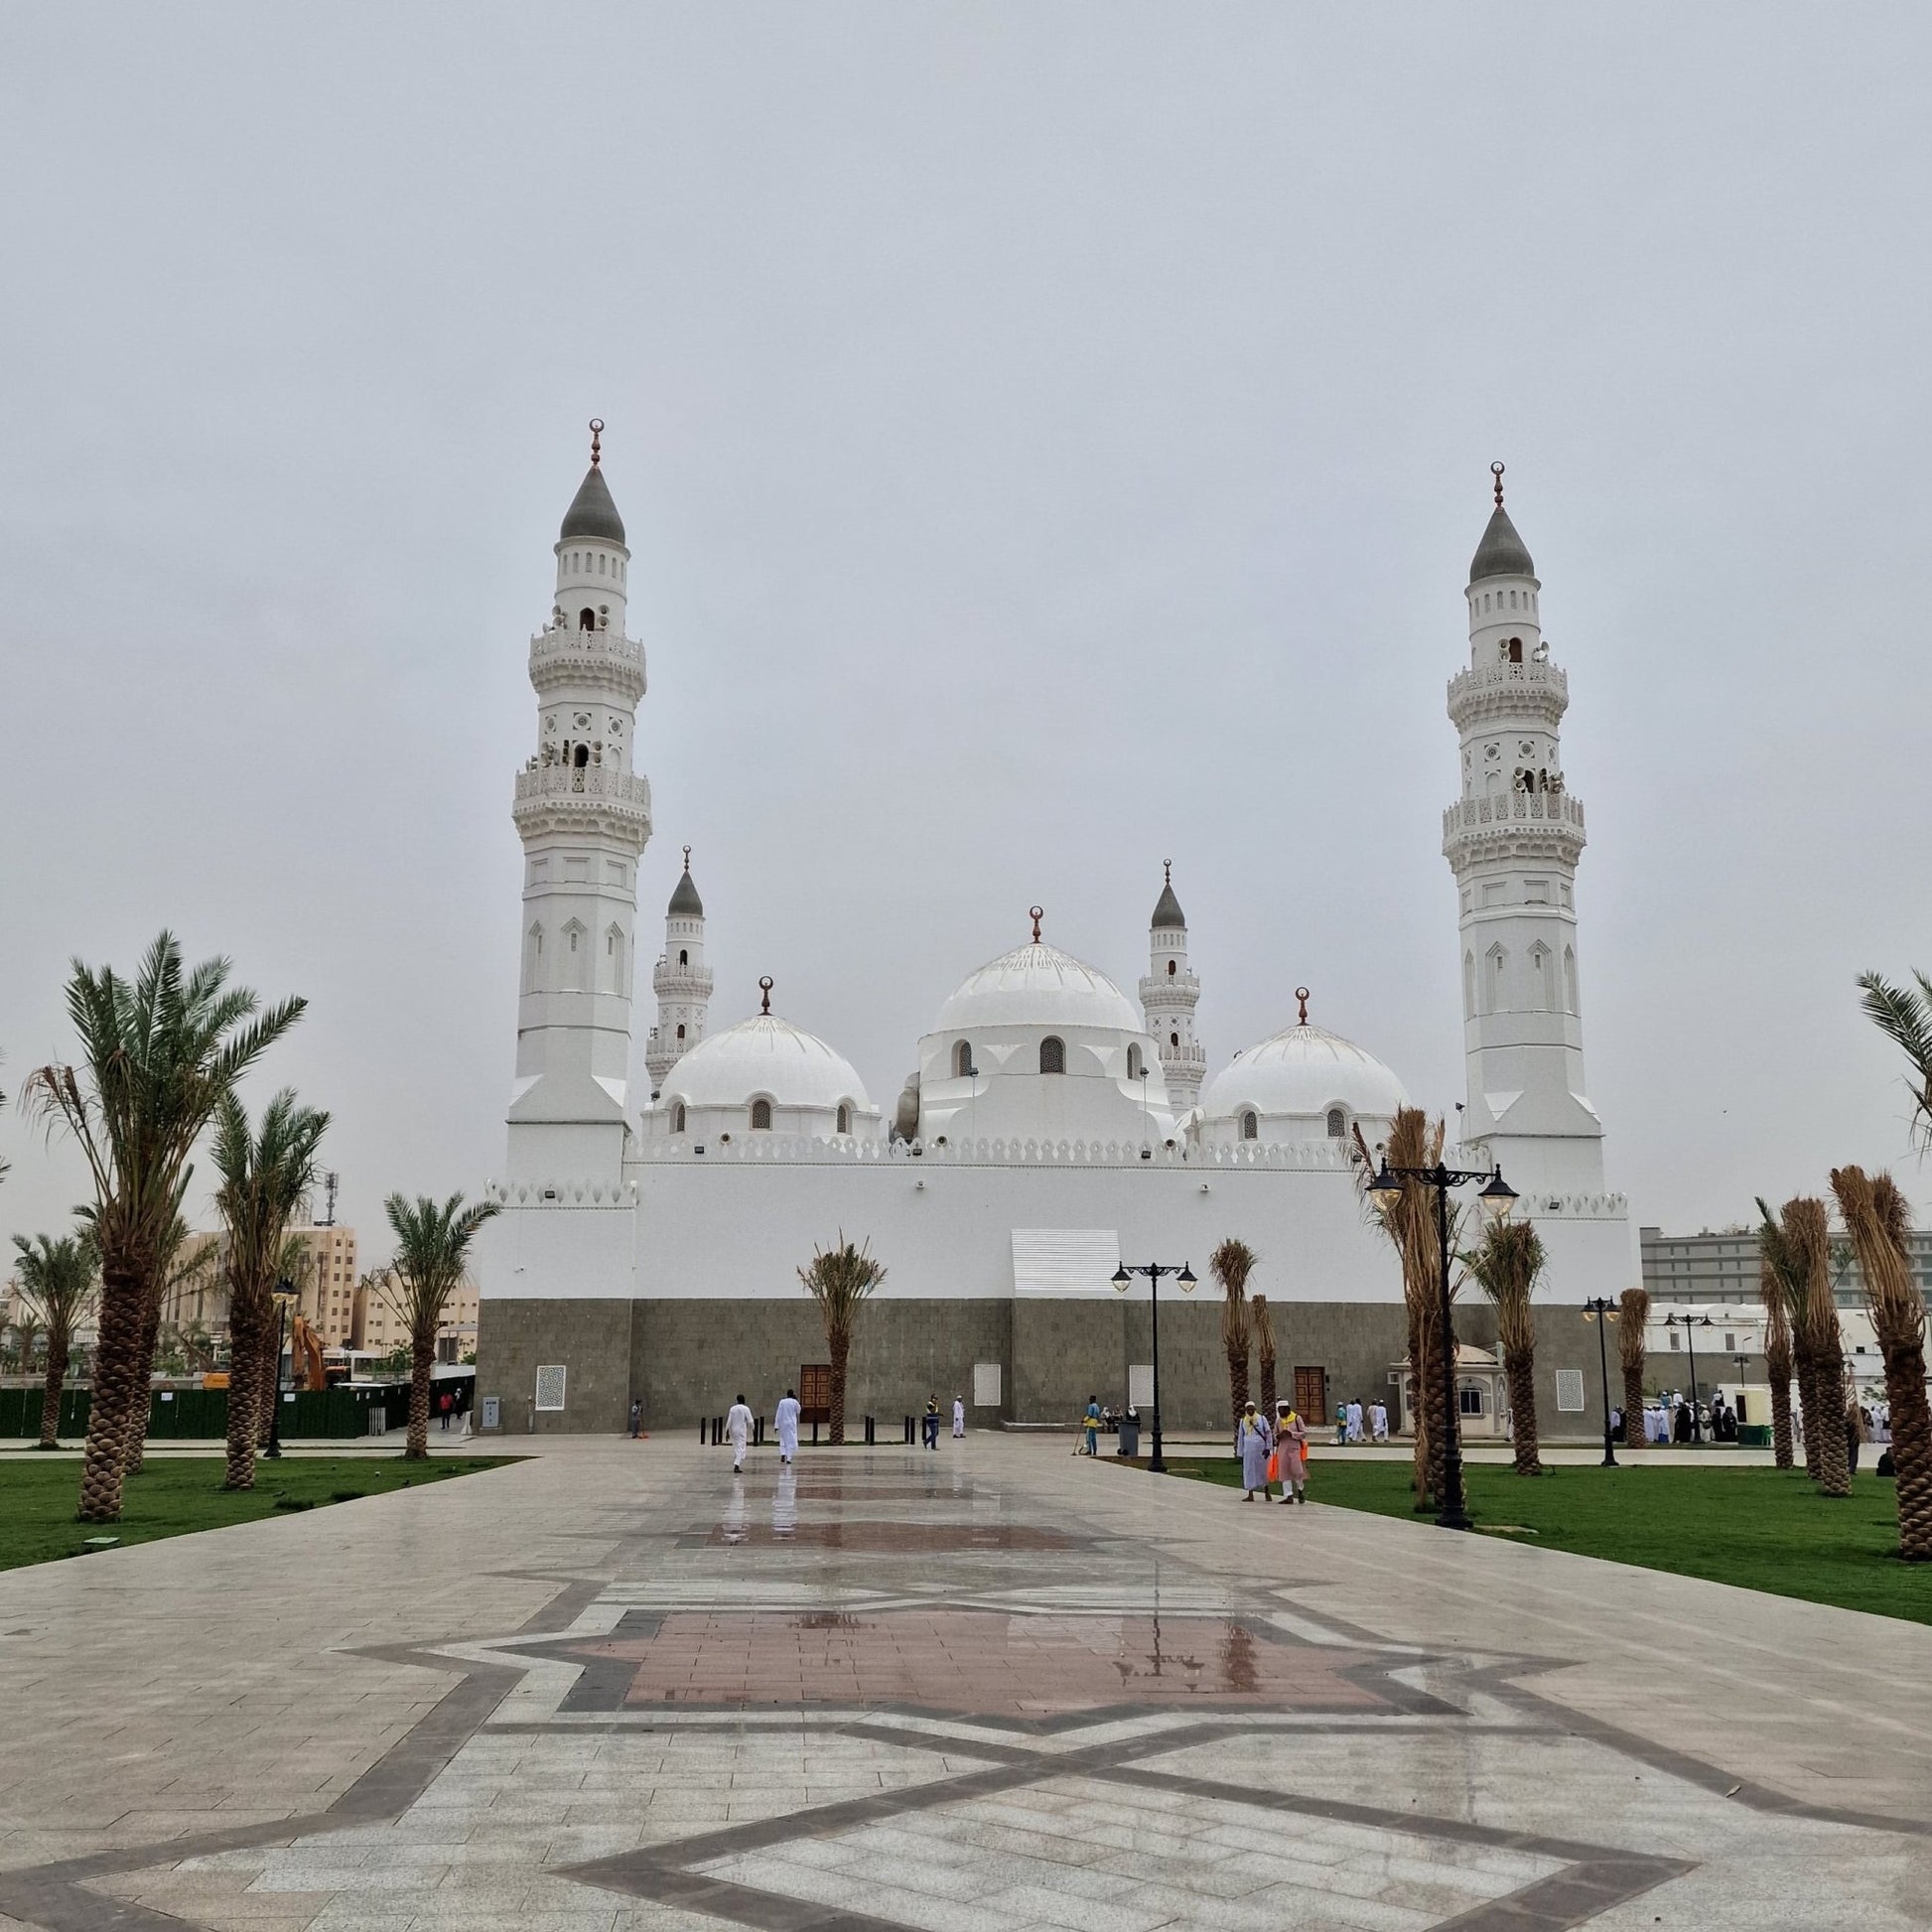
[
  {"left": 1200, "top": 1021, "right": 1407, "bottom": 1135},
  {"left": 934, "top": 941, "right": 1142, "bottom": 1035},
  {"left": 665, "top": 1012, "right": 873, "bottom": 1115}
]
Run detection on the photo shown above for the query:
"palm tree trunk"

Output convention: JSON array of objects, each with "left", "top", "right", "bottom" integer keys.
[
  {"left": 1812, "top": 1355, "right": 1852, "bottom": 1498},
  {"left": 255, "top": 1320, "right": 280, "bottom": 1449},
  {"left": 405, "top": 1330, "right": 433, "bottom": 1459},
  {"left": 1419, "top": 1300, "right": 1451, "bottom": 1506},
  {"left": 37, "top": 1336, "right": 69, "bottom": 1449},
  {"left": 123, "top": 1282, "right": 166, "bottom": 1477},
  {"left": 1225, "top": 1344, "right": 1249, "bottom": 1427},
  {"left": 222, "top": 1311, "right": 261, "bottom": 1491},
  {"left": 1796, "top": 1352, "right": 1823, "bottom": 1479},
  {"left": 1620, "top": 1361, "right": 1645, "bottom": 1449},
  {"left": 828, "top": 1327, "right": 849, "bottom": 1446},
  {"left": 1406, "top": 1307, "right": 1431, "bottom": 1508},
  {"left": 77, "top": 1264, "right": 146, "bottom": 1523},
  {"left": 1873, "top": 1335, "right": 1932, "bottom": 1560},
  {"left": 1503, "top": 1346, "right": 1541, "bottom": 1475},
  {"left": 1766, "top": 1336, "right": 1794, "bottom": 1469},
  {"left": 1258, "top": 1356, "right": 1277, "bottom": 1423}
]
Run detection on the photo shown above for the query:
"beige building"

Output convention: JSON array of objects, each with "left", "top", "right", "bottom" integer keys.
[
  {"left": 353, "top": 1276, "right": 480, "bottom": 1363},
  {"left": 155, "top": 1226, "right": 360, "bottom": 1349}
]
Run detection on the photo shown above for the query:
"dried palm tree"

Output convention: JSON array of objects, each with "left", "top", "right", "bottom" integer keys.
[
  {"left": 798, "top": 1234, "right": 886, "bottom": 1445},
  {"left": 1782, "top": 1196, "right": 1850, "bottom": 1497},
  {"left": 1209, "top": 1238, "right": 1258, "bottom": 1425},
  {"left": 22, "top": 934, "right": 304, "bottom": 1522},
  {"left": 213, "top": 1090, "right": 331, "bottom": 1490},
  {"left": 1831, "top": 1168, "right": 1931, "bottom": 1559},
  {"left": 11, "top": 1228, "right": 97, "bottom": 1449},
  {"left": 1859, "top": 970, "right": 1932, "bottom": 1149},
  {"left": 1617, "top": 1287, "right": 1648, "bottom": 1449},
  {"left": 1465, "top": 1217, "right": 1545, "bottom": 1475},
  {"left": 381, "top": 1191, "right": 499, "bottom": 1458},
  {"left": 1252, "top": 1293, "right": 1278, "bottom": 1422},
  {"left": 1754, "top": 1218, "right": 1797, "bottom": 1469}
]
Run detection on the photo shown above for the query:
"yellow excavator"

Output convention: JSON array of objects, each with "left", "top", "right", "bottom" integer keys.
[{"left": 290, "top": 1312, "right": 330, "bottom": 1392}]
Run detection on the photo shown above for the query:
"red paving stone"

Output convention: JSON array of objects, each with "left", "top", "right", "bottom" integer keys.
[{"left": 567, "top": 1610, "right": 1387, "bottom": 1716}]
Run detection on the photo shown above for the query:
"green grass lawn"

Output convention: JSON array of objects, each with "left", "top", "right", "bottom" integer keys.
[
  {"left": 1145, "top": 1455, "right": 1932, "bottom": 1625},
  {"left": 0, "top": 1455, "right": 514, "bottom": 1573}
]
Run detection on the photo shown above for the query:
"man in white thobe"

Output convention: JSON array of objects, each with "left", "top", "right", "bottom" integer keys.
[
  {"left": 726, "top": 1394, "right": 755, "bottom": 1473},
  {"left": 774, "top": 1388, "right": 801, "bottom": 1465},
  {"left": 1370, "top": 1401, "right": 1388, "bottom": 1442},
  {"left": 952, "top": 1398, "right": 965, "bottom": 1439},
  {"left": 1346, "top": 1399, "right": 1364, "bottom": 1443}
]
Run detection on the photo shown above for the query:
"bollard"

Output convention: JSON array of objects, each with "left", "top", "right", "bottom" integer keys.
[
  {"left": 864, "top": 1415, "right": 875, "bottom": 1446},
  {"left": 903, "top": 1415, "right": 913, "bottom": 1445},
  {"left": 712, "top": 1415, "right": 723, "bottom": 1448},
  {"left": 811, "top": 1418, "right": 819, "bottom": 1446},
  {"left": 756, "top": 1416, "right": 764, "bottom": 1447},
  {"left": 698, "top": 1418, "right": 706, "bottom": 1445}
]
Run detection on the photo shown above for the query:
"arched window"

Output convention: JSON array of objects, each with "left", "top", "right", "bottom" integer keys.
[
  {"left": 573, "top": 744, "right": 590, "bottom": 768},
  {"left": 1528, "top": 943, "right": 1550, "bottom": 1009},
  {"left": 1039, "top": 1035, "right": 1065, "bottom": 1075},
  {"left": 1127, "top": 1043, "right": 1142, "bottom": 1080},
  {"left": 952, "top": 1039, "right": 973, "bottom": 1078},
  {"left": 563, "top": 921, "right": 588, "bottom": 992},
  {"left": 751, "top": 1098, "right": 772, "bottom": 1131},
  {"left": 578, "top": 607, "right": 596, "bottom": 630},
  {"left": 1507, "top": 636, "right": 1523, "bottom": 663},
  {"left": 1240, "top": 1110, "right": 1259, "bottom": 1142},
  {"left": 598, "top": 554, "right": 607, "bottom": 574},
  {"left": 1167, "top": 959, "right": 1176, "bottom": 976},
  {"left": 836, "top": 1103, "right": 851, "bottom": 1135},
  {"left": 1170, "top": 1032, "right": 1178, "bottom": 1049},
  {"left": 1325, "top": 1107, "right": 1346, "bottom": 1139},
  {"left": 1565, "top": 946, "right": 1580, "bottom": 1015},
  {"left": 605, "top": 924, "right": 625, "bottom": 993},
  {"left": 671, "top": 1102, "right": 686, "bottom": 1134},
  {"left": 678, "top": 948, "right": 688, "bottom": 967},
  {"left": 523, "top": 922, "right": 544, "bottom": 993},
  {"left": 675, "top": 1024, "right": 685, "bottom": 1041},
  {"left": 1462, "top": 951, "right": 1476, "bottom": 1020}
]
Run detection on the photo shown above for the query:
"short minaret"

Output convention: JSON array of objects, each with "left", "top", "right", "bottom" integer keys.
[
  {"left": 504, "top": 421, "right": 651, "bottom": 1181},
  {"left": 646, "top": 847, "right": 714, "bottom": 1095},
  {"left": 1139, "top": 861, "right": 1205, "bottom": 1111},
  {"left": 1444, "top": 464, "right": 1603, "bottom": 1194}
]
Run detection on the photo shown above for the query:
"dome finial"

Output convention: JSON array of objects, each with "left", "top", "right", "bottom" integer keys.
[
  {"left": 1491, "top": 460, "right": 1504, "bottom": 508},
  {"left": 1029, "top": 904, "right": 1043, "bottom": 944},
  {"left": 1164, "top": 859, "right": 1172, "bottom": 887},
  {"left": 682, "top": 844, "right": 692, "bottom": 871},
  {"left": 1296, "top": 986, "right": 1311, "bottom": 1027},
  {"left": 759, "top": 975, "right": 773, "bottom": 1016},
  {"left": 590, "top": 418, "right": 605, "bottom": 467}
]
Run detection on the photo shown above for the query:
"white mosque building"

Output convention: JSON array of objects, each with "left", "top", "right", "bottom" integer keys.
[{"left": 474, "top": 436, "right": 1634, "bottom": 1437}]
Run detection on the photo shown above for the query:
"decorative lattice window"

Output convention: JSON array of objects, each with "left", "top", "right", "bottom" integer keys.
[
  {"left": 751, "top": 1098, "right": 772, "bottom": 1131},
  {"left": 1555, "top": 1369, "right": 1586, "bottom": 1413},
  {"left": 1039, "top": 1035, "right": 1065, "bottom": 1075}
]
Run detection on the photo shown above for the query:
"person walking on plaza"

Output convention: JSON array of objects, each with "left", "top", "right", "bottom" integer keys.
[
  {"left": 438, "top": 1388, "right": 454, "bottom": 1432},
  {"left": 1345, "top": 1398, "right": 1364, "bottom": 1443},
  {"left": 923, "top": 1394, "right": 941, "bottom": 1449},
  {"left": 952, "top": 1396, "right": 965, "bottom": 1439},
  {"left": 1082, "top": 1396, "right": 1102, "bottom": 1455},
  {"left": 1275, "top": 1401, "right": 1310, "bottom": 1503},
  {"left": 726, "top": 1394, "right": 755, "bottom": 1473},
  {"left": 1369, "top": 1400, "right": 1388, "bottom": 1443},
  {"left": 1334, "top": 1402, "right": 1348, "bottom": 1448},
  {"left": 774, "top": 1387, "right": 801, "bottom": 1465},
  {"left": 627, "top": 1398, "right": 642, "bottom": 1440},
  {"left": 1236, "top": 1400, "right": 1272, "bottom": 1501}
]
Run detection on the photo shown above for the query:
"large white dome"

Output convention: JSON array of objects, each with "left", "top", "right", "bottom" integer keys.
[
  {"left": 933, "top": 941, "right": 1143, "bottom": 1035},
  {"left": 1200, "top": 1019, "right": 1408, "bottom": 1138},
  {"left": 664, "top": 1012, "right": 873, "bottom": 1115}
]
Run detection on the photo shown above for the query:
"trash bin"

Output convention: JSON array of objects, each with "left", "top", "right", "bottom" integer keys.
[
  {"left": 1117, "top": 1415, "right": 1141, "bottom": 1458},
  {"left": 1737, "top": 1423, "right": 1771, "bottom": 1449}
]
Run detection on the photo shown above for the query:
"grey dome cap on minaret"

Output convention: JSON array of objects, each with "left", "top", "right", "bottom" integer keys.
[
  {"left": 667, "top": 856, "right": 704, "bottom": 917},
  {"left": 1151, "top": 863, "right": 1185, "bottom": 929},
  {"left": 1468, "top": 503, "right": 1535, "bottom": 585},
  {"left": 561, "top": 462, "right": 626, "bottom": 545}
]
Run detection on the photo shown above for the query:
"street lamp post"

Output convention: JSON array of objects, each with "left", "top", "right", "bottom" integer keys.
[
  {"left": 264, "top": 1278, "right": 293, "bottom": 1461},
  {"left": 1666, "top": 1313, "right": 1714, "bottom": 1443},
  {"left": 1582, "top": 1297, "right": 1618, "bottom": 1467},
  {"left": 1367, "top": 1158, "right": 1516, "bottom": 1532},
  {"left": 1731, "top": 1352, "right": 1750, "bottom": 1425},
  {"left": 1111, "top": 1261, "right": 1197, "bottom": 1472}
]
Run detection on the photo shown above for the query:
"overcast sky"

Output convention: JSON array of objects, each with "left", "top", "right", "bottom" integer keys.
[{"left": 3, "top": 4, "right": 1930, "bottom": 1261}]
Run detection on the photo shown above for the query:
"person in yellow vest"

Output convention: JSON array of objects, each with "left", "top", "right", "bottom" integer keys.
[{"left": 1275, "top": 1400, "right": 1310, "bottom": 1504}]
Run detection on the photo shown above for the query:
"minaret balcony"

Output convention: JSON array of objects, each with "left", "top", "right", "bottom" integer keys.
[
  {"left": 512, "top": 764, "right": 652, "bottom": 846},
  {"left": 650, "top": 964, "right": 714, "bottom": 1000},
  {"left": 528, "top": 625, "right": 646, "bottom": 700},
  {"left": 1160, "top": 1042, "right": 1207, "bottom": 1072},
  {"left": 1447, "top": 659, "right": 1568, "bottom": 729},
  {"left": 1443, "top": 789, "right": 1586, "bottom": 867},
  {"left": 1139, "top": 970, "right": 1200, "bottom": 1002}
]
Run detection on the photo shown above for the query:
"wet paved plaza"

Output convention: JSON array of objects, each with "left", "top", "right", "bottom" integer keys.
[{"left": 3, "top": 1434, "right": 1931, "bottom": 1930}]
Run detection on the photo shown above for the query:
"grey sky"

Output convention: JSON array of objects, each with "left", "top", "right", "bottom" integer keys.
[{"left": 3, "top": 4, "right": 1929, "bottom": 1259}]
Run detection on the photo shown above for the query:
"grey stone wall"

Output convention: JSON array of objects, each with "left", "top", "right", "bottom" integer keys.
[{"left": 476, "top": 1299, "right": 635, "bottom": 1437}]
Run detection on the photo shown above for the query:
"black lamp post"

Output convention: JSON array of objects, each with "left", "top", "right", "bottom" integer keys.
[
  {"left": 1367, "top": 1158, "right": 1516, "bottom": 1531},
  {"left": 1665, "top": 1312, "right": 1714, "bottom": 1442},
  {"left": 1111, "top": 1260, "right": 1197, "bottom": 1472},
  {"left": 264, "top": 1278, "right": 294, "bottom": 1461},
  {"left": 1582, "top": 1297, "right": 1618, "bottom": 1467},
  {"left": 1731, "top": 1352, "right": 1750, "bottom": 1425}
]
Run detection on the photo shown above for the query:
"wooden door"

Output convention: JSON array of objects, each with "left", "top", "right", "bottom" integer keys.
[
  {"left": 799, "top": 1363, "right": 832, "bottom": 1425},
  {"left": 1293, "top": 1366, "right": 1327, "bottom": 1423}
]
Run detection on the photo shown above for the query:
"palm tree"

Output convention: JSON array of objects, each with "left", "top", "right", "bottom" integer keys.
[
  {"left": 212, "top": 1090, "right": 330, "bottom": 1490},
  {"left": 1251, "top": 1293, "right": 1278, "bottom": 1422},
  {"left": 1209, "top": 1238, "right": 1257, "bottom": 1425},
  {"left": 1754, "top": 1218, "right": 1797, "bottom": 1469},
  {"left": 381, "top": 1191, "right": 500, "bottom": 1458},
  {"left": 22, "top": 934, "right": 304, "bottom": 1522},
  {"left": 124, "top": 1214, "right": 207, "bottom": 1477},
  {"left": 797, "top": 1234, "right": 886, "bottom": 1445},
  {"left": 1465, "top": 1217, "right": 1545, "bottom": 1475},
  {"left": 11, "top": 1231, "right": 97, "bottom": 1449},
  {"left": 1830, "top": 1168, "right": 1931, "bottom": 1560},
  {"left": 1782, "top": 1195, "right": 1851, "bottom": 1498},
  {"left": 1859, "top": 970, "right": 1932, "bottom": 1147},
  {"left": 1617, "top": 1287, "right": 1648, "bottom": 1449},
  {"left": 5, "top": 1311, "right": 47, "bottom": 1378}
]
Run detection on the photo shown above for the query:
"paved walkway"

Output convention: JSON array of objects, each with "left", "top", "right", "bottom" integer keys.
[{"left": 1, "top": 1435, "right": 1928, "bottom": 1931}]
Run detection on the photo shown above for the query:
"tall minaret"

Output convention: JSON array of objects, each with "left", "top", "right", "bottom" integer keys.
[
  {"left": 1140, "top": 861, "right": 1205, "bottom": 1112},
  {"left": 645, "top": 847, "right": 713, "bottom": 1096},
  {"left": 1444, "top": 464, "right": 1602, "bottom": 1195},
  {"left": 504, "top": 421, "right": 651, "bottom": 1181}
]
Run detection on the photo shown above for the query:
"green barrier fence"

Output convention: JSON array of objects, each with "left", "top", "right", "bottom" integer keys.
[{"left": 0, "top": 1382, "right": 432, "bottom": 1441}]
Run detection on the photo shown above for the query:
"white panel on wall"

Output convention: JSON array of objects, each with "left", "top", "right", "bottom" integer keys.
[
  {"left": 535, "top": 1363, "right": 568, "bottom": 1411},
  {"left": 1012, "top": 1227, "right": 1121, "bottom": 1296},
  {"left": 972, "top": 1362, "right": 1002, "bottom": 1407},
  {"left": 1555, "top": 1368, "right": 1585, "bottom": 1413},
  {"left": 1128, "top": 1363, "right": 1155, "bottom": 1408}
]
